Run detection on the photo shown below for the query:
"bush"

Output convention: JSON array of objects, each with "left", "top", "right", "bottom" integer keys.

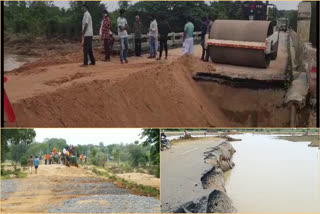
[{"left": 20, "top": 157, "right": 28, "bottom": 166}]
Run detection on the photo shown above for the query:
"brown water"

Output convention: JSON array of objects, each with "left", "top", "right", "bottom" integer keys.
[{"left": 225, "top": 134, "right": 320, "bottom": 213}]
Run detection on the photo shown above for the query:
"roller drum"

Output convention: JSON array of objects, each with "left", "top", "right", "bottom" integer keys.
[{"left": 209, "top": 20, "right": 273, "bottom": 68}]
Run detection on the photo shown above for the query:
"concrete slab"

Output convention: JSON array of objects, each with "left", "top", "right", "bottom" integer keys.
[{"left": 160, "top": 137, "right": 225, "bottom": 212}]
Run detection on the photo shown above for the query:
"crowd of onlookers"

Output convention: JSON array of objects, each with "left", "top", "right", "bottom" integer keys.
[
  {"left": 27, "top": 145, "right": 87, "bottom": 175},
  {"left": 80, "top": 4, "right": 215, "bottom": 66}
]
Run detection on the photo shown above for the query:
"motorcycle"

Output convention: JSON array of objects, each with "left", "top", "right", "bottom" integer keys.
[{"left": 161, "top": 136, "right": 171, "bottom": 151}]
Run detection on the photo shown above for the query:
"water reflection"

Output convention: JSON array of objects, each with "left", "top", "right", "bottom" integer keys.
[{"left": 225, "top": 134, "right": 320, "bottom": 213}]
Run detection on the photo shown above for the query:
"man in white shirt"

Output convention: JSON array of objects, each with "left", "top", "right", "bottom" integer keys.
[
  {"left": 148, "top": 14, "right": 158, "bottom": 59},
  {"left": 81, "top": 4, "right": 95, "bottom": 66},
  {"left": 117, "top": 9, "right": 129, "bottom": 64}
]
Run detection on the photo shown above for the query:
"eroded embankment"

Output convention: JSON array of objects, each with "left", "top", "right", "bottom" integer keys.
[
  {"left": 6, "top": 56, "right": 228, "bottom": 127},
  {"left": 174, "top": 142, "right": 237, "bottom": 213},
  {"left": 5, "top": 53, "right": 297, "bottom": 127}
]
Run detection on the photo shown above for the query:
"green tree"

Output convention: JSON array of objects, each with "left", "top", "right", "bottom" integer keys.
[
  {"left": 127, "top": 144, "right": 148, "bottom": 167},
  {"left": 112, "top": 148, "right": 121, "bottom": 165},
  {"left": 1, "top": 129, "right": 36, "bottom": 171},
  {"left": 1, "top": 129, "right": 36, "bottom": 163},
  {"left": 140, "top": 129, "right": 160, "bottom": 177}
]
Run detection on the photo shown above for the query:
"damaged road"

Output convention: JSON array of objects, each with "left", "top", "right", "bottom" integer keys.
[
  {"left": 4, "top": 41, "right": 313, "bottom": 127},
  {"left": 161, "top": 137, "right": 237, "bottom": 213},
  {"left": 1, "top": 165, "right": 160, "bottom": 213}
]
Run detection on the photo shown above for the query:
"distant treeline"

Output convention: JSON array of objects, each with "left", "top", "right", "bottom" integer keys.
[
  {"left": 3, "top": 1, "right": 246, "bottom": 40},
  {"left": 4, "top": 1, "right": 316, "bottom": 47}
]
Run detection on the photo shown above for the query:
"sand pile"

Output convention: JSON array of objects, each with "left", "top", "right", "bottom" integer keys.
[{"left": 5, "top": 55, "right": 229, "bottom": 127}]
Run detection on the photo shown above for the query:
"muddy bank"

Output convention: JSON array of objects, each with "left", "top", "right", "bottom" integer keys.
[
  {"left": 173, "top": 142, "right": 236, "bottom": 213},
  {"left": 277, "top": 134, "right": 319, "bottom": 147}
]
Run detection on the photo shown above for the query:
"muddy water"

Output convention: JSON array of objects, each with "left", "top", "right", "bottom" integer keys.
[
  {"left": 4, "top": 54, "right": 37, "bottom": 72},
  {"left": 225, "top": 134, "right": 320, "bottom": 213}
]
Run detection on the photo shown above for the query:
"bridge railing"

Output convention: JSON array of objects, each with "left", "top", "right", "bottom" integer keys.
[{"left": 93, "top": 31, "right": 202, "bottom": 52}]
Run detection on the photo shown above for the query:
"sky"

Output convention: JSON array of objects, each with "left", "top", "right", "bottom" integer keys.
[
  {"left": 34, "top": 128, "right": 145, "bottom": 146},
  {"left": 53, "top": 1, "right": 301, "bottom": 11}
]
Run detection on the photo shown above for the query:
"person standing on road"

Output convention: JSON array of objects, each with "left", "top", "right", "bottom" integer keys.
[
  {"left": 182, "top": 16, "right": 195, "bottom": 55},
  {"left": 44, "top": 154, "right": 47, "bottom": 165},
  {"left": 204, "top": 17, "right": 213, "bottom": 61},
  {"left": 157, "top": 16, "right": 170, "bottom": 60},
  {"left": 148, "top": 15, "right": 158, "bottom": 59},
  {"left": 81, "top": 4, "right": 95, "bottom": 67},
  {"left": 99, "top": 10, "right": 112, "bottom": 61},
  {"left": 117, "top": 9, "right": 129, "bottom": 64},
  {"left": 200, "top": 16, "right": 209, "bottom": 61},
  {"left": 133, "top": 15, "right": 143, "bottom": 57},
  {"left": 28, "top": 156, "right": 33, "bottom": 174},
  {"left": 34, "top": 156, "right": 39, "bottom": 174}
]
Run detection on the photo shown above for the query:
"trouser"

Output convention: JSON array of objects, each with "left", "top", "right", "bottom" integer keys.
[
  {"left": 201, "top": 39, "right": 209, "bottom": 60},
  {"left": 182, "top": 38, "right": 194, "bottom": 55},
  {"left": 120, "top": 37, "right": 128, "bottom": 61},
  {"left": 103, "top": 39, "right": 111, "bottom": 60},
  {"left": 29, "top": 166, "right": 32, "bottom": 174},
  {"left": 135, "top": 39, "right": 142, "bottom": 56},
  {"left": 45, "top": 159, "right": 47, "bottom": 165},
  {"left": 83, "top": 36, "right": 95, "bottom": 65},
  {"left": 149, "top": 36, "right": 157, "bottom": 57},
  {"left": 159, "top": 38, "right": 168, "bottom": 58}
]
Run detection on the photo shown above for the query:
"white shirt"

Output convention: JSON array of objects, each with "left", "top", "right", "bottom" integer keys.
[
  {"left": 149, "top": 19, "right": 158, "bottom": 38},
  {"left": 82, "top": 11, "right": 93, "bottom": 37},
  {"left": 117, "top": 16, "right": 128, "bottom": 38},
  {"left": 63, "top": 148, "right": 66, "bottom": 154}
]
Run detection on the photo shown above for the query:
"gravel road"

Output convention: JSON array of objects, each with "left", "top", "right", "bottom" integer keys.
[{"left": 48, "top": 194, "right": 160, "bottom": 213}]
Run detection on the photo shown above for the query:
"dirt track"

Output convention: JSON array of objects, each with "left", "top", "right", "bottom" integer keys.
[
  {"left": 4, "top": 42, "right": 304, "bottom": 127},
  {"left": 1, "top": 165, "right": 159, "bottom": 213},
  {"left": 4, "top": 46, "right": 229, "bottom": 127}
]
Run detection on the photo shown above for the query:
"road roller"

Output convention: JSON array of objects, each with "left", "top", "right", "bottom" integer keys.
[{"left": 206, "top": 1, "right": 279, "bottom": 68}]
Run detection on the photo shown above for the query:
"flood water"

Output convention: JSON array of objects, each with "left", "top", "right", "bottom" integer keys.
[
  {"left": 4, "top": 54, "right": 37, "bottom": 72},
  {"left": 225, "top": 134, "right": 320, "bottom": 213}
]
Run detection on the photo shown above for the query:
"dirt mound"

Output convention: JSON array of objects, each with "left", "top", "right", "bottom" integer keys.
[
  {"left": 5, "top": 45, "right": 300, "bottom": 127},
  {"left": 116, "top": 173, "right": 160, "bottom": 189},
  {"left": 6, "top": 55, "right": 229, "bottom": 127}
]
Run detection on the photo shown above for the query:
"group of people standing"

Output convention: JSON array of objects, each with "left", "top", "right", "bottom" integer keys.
[
  {"left": 28, "top": 156, "right": 39, "bottom": 174},
  {"left": 81, "top": 4, "right": 196, "bottom": 66}
]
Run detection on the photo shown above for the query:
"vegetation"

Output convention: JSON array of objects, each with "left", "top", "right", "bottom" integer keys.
[
  {"left": 87, "top": 129, "right": 160, "bottom": 178},
  {"left": 92, "top": 167, "right": 159, "bottom": 198},
  {"left": 1, "top": 129, "right": 36, "bottom": 172},
  {"left": 1, "top": 128, "right": 160, "bottom": 178},
  {"left": 1, "top": 167, "right": 27, "bottom": 179},
  {"left": 5, "top": 1, "right": 314, "bottom": 44}
]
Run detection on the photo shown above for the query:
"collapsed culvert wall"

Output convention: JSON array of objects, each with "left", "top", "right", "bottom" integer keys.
[{"left": 174, "top": 142, "right": 237, "bottom": 213}]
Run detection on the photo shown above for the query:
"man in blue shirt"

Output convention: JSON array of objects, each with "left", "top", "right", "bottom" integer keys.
[{"left": 34, "top": 156, "right": 39, "bottom": 174}]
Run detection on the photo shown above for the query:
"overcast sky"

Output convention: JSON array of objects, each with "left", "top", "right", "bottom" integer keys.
[
  {"left": 53, "top": 1, "right": 301, "bottom": 11},
  {"left": 35, "top": 128, "right": 145, "bottom": 146}
]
